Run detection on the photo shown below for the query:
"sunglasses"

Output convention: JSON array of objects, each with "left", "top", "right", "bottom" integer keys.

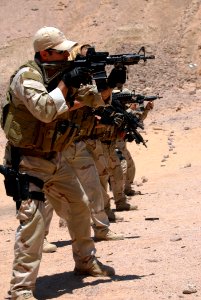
[{"left": 48, "top": 49, "right": 68, "bottom": 54}]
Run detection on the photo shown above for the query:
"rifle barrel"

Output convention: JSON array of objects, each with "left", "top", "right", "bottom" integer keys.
[
  {"left": 106, "top": 53, "right": 155, "bottom": 65},
  {"left": 141, "top": 95, "right": 160, "bottom": 101},
  {"left": 112, "top": 93, "right": 162, "bottom": 104}
]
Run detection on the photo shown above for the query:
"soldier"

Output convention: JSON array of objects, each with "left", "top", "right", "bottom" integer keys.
[
  {"left": 115, "top": 141, "right": 136, "bottom": 196},
  {"left": 1, "top": 26, "right": 115, "bottom": 300},
  {"left": 67, "top": 44, "right": 126, "bottom": 226},
  {"left": 94, "top": 85, "right": 138, "bottom": 212},
  {"left": 58, "top": 44, "right": 125, "bottom": 237},
  {"left": 88, "top": 67, "right": 139, "bottom": 214},
  {"left": 100, "top": 127, "right": 138, "bottom": 212},
  {"left": 116, "top": 100, "right": 154, "bottom": 196}
]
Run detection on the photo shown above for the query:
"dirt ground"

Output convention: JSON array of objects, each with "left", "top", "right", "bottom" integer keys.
[{"left": 0, "top": 1, "right": 201, "bottom": 299}]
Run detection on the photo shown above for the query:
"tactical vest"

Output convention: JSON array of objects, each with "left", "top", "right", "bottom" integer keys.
[
  {"left": 68, "top": 106, "right": 97, "bottom": 142},
  {"left": 68, "top": 107, "right": 122, "bottom": 142},
  {"left": 1, "top": 61, "right": 78, "bottom": 152},
  {"left": 92, "top": 125, "right": 121, "bottom": 142}
]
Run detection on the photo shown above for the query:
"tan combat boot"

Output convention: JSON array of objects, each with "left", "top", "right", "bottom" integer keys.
[
  {"left": 13, "top": 292, "right": 37, "bottom": 300},
  {"left": 124, "top": 188, "right": 142, "bottom": 196},
  {"left": 93, "top": 225, "right": 124, "bottom": 241},
  {"left": 43, "top": 237, "right": 57, "bottom": 253},
  {"left": 74, "top": 258, "right": 115, "bottom": 277},
  {"left": 105, "top": 208, "right": 124, "bottom": 222},
  {"left": 116, "top": 200, "right": 138, "bottom": 212}
]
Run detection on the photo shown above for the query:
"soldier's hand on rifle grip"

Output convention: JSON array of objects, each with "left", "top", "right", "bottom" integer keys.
[
  {"left": 114, "top": 113, "right": 124, "bottom": 127},
  {"left": 107, "top": 64, "right": 127, "bottom": 88},
  {"left": 124, "top": 132, "right": 135, "bottom": 143},
  {"left": 62, "top": 67, "right": 92, "bottom": 89},
  {"left": 145, "top": 101, "right": 154, "bottom": 110}
]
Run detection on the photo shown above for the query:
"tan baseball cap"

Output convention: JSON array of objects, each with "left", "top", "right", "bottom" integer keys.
[{"left": 33, "top": 26, "right": 77, "bottom": 52}]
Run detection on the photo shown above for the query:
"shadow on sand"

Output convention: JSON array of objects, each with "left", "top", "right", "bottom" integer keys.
[{"left": 36, "top": 271, "right": 154, "bottom": 299}]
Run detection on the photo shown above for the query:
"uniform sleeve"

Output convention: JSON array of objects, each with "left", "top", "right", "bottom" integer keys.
[
  {"left": 75, "top": 85, "right": 105, "bottom": 108},
  {"left": 10, "top": 66, "right": 69, "bottom": 123}
]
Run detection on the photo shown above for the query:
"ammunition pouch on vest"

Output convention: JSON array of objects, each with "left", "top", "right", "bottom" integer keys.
[
  {"left": 91, "top": 125, "right": 120, "bottom": 142},
  {"left": 1, "top": 61, "right": 78, "bottom": 152},
  {"left": 68, "top": 107, "right": 96, "bottom": 142}
]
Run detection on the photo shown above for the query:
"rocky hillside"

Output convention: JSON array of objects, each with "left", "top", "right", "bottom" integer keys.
[{"left": 0, "top": 0, "right": 201, "bottom": 100}]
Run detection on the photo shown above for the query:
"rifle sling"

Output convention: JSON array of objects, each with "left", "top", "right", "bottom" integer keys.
[
  {"left": 29, "top": 191, "right": 45, "bottom": 201},
  {"left": 27, "top": 175, "right": 45, "bottom": 201},
  {"left": 28, "top": 175, "right": 44, "bottom": 189}
]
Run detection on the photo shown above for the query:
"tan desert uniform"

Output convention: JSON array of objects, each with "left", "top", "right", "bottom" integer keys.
[
  {"left": 89, "top": 107, "right": 137, "bottom": 212},
  {"left": 63, "top": 140, "right": 110, "bottom": 237},
  {"left": 69, "top": 43, "right": 111, "bottom": 224},
  {"left": 44, "top": 87, "right": 109, "bottom": 240},
  {"left": 115, "top": 139, "right": 135, "bottom": 194},
  {"left": 57, "top": 45, "right": 122, "bottom": 236},
  {"left": 84, "top": 138, "right": 111, "bottom": 213},
  {"left": 115, "top": 104, "right": 152, "bottom": 195},
  {"left": 2, "top": 62, "right": 99, "bottom": 298},
  {"left": 68, "top": 84, "right": 129, "bottom": 213},
  {"left": 45, "top": 43, "right": 109, "bottom": 236},
  {"left": 97, "top": 127, "right": 128, "bottom": 209},
  {"left": 62, "top": 104, "right": 123, "bottom": 239}
]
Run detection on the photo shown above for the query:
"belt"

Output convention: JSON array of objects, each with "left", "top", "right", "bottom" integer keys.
[
  {"left": 101, "top": 141, "right": 112, "bottom": 145},
  {"left": 74, "top": 134, "right": 101, "bottom": 143}
]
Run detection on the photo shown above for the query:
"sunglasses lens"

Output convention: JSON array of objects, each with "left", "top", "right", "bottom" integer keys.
[
  {"left": 56, "top": 50, "right": 64, "bottom": 54},
  {"left": 49, "top": 49, "right": 66, "bottom": 54}
]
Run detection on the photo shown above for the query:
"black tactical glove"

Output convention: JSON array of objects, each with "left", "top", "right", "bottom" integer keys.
[
  {"left": 124, "top": 132, "right": 136, "bottom": 143},
  {"left": 62, "top": 67, "right": 91, "bottom": 88},
  {"left": 107, "top": 63, "right": 127, "bottom": 88},
  {"left": 124, "top": 130, "right": 147, "bottom": 147},
  {"left": 95, "top": 106, "right": 115, "bottom": 125},
  {"left": 113, "top": 113, "right": 124, "bottom": 127},
  {"left": 95, "top": 106, "right": 124, "bottom": 127}
]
